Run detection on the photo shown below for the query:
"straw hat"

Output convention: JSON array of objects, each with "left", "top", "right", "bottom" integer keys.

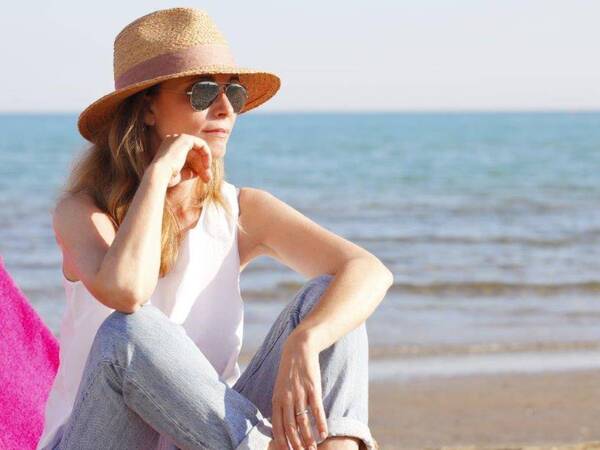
[{"left": 77, "top": 7, "right": 281, "bottom": 142}]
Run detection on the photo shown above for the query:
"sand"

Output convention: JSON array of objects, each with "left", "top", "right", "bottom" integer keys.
[{"left": 369, "top": 368, "right": 600, "bottom": 449}]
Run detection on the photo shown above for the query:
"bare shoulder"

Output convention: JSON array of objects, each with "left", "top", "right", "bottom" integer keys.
[
  {"left": 52, "top": 192, "right": 117, "bottom": 283},
  {"left": 236, "top": 186, "right": 299, "bottom": 250},
  {"left": 237, "top": 186, "right": 275, "bottom": 226},
  {"left": 237, "top": 186, "right": 272, "bottom": 210},
  {"left": 52, "top": 192, "right": 116, "bottom": 246}
]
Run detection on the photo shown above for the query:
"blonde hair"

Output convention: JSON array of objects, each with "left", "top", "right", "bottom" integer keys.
[{"left": 57, "top": 83, "right": 245, "bottom": 278}]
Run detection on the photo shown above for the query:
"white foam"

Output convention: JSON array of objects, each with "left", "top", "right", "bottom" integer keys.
[{"left": 369, "top": 350, "right": 600, "bottom": 381}]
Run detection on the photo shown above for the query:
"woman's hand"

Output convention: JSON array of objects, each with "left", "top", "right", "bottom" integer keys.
[
  {"left": 270, "top": 334, "right": 328, "bottom": 450},
  {"left": 151, "top": 133, "right": 212, "bottom": 188}
]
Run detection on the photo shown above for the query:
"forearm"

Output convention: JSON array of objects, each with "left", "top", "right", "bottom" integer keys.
[
  {"left": 290, "top": 257, "right": 394, "bottom": 353},
  {"left": 98, "top": 162, "right": 171, "bottom": 309}
]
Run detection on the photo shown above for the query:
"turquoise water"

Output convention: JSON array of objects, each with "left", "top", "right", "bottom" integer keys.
[{"left": 2, "top": 111, "right": 600, "bottom": 377}]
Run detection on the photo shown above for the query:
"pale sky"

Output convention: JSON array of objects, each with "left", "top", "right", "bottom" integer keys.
[{"left": 2, "top": 0, "right": 600, "bottom": 112}]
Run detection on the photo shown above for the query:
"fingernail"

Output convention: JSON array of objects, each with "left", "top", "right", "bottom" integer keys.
[{"left": 320, "top": 431, "right": 327, "bottom": 439}]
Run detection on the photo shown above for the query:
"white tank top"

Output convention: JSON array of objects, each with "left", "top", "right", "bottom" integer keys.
[{"left": 37, "top": 181, "right": 244, "bottom": 450}]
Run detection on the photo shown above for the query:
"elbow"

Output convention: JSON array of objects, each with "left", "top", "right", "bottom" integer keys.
[
  {"left": 98, "top": 284, "right": 147, "bottom": 314},
  {"left": 381, "top": 268, "right": 394, "bottom": 290},
  {"left": 383, "top": 265, "right": 394, "bottom": 286},
  {"left": 349, "top": 255, "right": 394, "bottom": 286},
  {"left": 114, "top": 289, "right": 150, "bottom": 314},
  {"left": 375, "top": 261, "right": 394, "bottom": 306},
  {"left": 371, "top": 257, "right": 394, "bottom": 287},
  {"left": 120, "top": 302, "right": 144, "bottom": 314},
  {"left": 115, "top": 298, "right": 143, "bottom": 314},
  {"left": 93, "top": 267, "right": 152, "bottom": 313}
]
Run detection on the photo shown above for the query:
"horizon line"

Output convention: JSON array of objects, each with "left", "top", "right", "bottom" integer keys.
[{"left": 3, "top": 108, "right": 600, "bottom": 115}]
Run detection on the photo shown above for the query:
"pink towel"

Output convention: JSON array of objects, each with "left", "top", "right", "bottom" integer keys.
[{"left": 0, "top": 254, "right": 60, "bottom": 450}]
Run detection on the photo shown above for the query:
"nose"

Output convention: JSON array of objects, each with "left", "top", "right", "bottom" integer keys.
[{"left": 211, "top": 89, "right": 235, "bottom": 117}]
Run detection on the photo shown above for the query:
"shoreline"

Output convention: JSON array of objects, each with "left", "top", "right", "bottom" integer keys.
[{"left": 240, "top": 348, "right": 600, "bottom": 382}]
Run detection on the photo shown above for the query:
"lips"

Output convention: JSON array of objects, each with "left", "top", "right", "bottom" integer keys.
[{"left": 203, "top": 128, "right": 229, "bottom": 133}]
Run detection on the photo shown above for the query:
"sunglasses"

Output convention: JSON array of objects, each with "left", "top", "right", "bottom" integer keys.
[{"left": 158, "top": 79, "right": 248, "bottom": 113}]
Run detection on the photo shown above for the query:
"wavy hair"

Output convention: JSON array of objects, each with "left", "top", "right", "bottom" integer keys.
[{"left": 57, "top": 82, "right": 244, "bottom": 278}]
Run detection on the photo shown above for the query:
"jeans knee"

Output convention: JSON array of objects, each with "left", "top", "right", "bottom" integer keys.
[
  {"left": 94, "top": 302, "right": 171, "bottom": 357},
  {"left": 294, "top": 273, "right": 335, "bottom": 321}
]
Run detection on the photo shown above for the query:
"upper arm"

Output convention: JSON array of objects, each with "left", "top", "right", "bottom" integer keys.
[
  {"left": 239, "top": 187, "right": 378, "bottom": 279},
  {"left": 52, "top": 193, "right": 132, "bottom": 311}
]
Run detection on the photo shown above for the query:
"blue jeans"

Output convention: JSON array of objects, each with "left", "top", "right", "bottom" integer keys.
[{"left": 44, "top": 274, "right": 378, "bottom": 450}]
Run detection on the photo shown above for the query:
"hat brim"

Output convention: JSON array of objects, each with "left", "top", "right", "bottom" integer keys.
[{"left": 77, "top": 66, "right": 280, "bottom": 142}]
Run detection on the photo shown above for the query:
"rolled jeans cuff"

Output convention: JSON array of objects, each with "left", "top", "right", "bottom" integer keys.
[
  {"left": 318, "top": 416, "right": 378, "bottom": 450},
  {"left": 234, "top": 415, "right": 377, "bottom": 450}
]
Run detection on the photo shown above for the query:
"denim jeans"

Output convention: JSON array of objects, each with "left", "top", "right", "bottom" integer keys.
[{"left": 43, "top": 274, "right": 378, "bottom": 450}]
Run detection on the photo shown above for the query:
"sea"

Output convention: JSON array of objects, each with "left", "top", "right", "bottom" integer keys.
[{"left": 2, "top": 111, "right": 600, "bottom": 381}]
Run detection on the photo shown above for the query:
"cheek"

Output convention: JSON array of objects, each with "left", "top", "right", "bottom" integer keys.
[
  {"left": 158, "top": 107, "right": 205, "bottom": 136},
  {"left": 155, "top": 95, "right": 191, "bottom": 128},
  {"left": 191, "top": 113, "right": 210, "bottom": 132}
]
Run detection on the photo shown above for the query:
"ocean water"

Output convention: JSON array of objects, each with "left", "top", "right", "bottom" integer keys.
[{"left": 2, "top": 111, "right": 600, "bottom": 379}]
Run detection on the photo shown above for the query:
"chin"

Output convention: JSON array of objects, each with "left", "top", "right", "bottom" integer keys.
[{"left": 209, "top": 145, "right": 226, "bottom": 159}]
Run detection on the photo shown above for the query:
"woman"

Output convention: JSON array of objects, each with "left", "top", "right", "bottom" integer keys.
[{"left": 38, "top": 7, "right": 392, "bottom": 450}]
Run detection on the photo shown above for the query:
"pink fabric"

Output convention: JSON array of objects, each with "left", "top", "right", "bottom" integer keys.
[
  {"left": 115, "top": 43, "right": 236, "bottom": 89},
  {"left": 0, "top": 255, "right": 59, "bottom": 450}
]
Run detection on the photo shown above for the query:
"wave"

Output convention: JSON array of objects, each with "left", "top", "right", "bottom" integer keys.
[
  {"left": 367, "top": 340, "right": 600, "bottom": 359},
  {"left": 240, "top": 278, "right": 600, "bottom": 300},
  {"left": 388, "top": 280, "right": 600, "bottom": 296},
  {"left": 353, "top": 230, "right": 600, "bottom": 247}
]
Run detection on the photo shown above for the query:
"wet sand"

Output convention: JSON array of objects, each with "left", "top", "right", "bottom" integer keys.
[{"left": 369, "top": 368, "right": 600, "bottom": 449}]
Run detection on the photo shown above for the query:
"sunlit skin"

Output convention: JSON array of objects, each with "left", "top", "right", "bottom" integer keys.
[
  {"left": 143, "top": 73, "right": 238, "bottom": 229},
  {"left": 143, "top": 74, "right": 365, "bottom": 450}
]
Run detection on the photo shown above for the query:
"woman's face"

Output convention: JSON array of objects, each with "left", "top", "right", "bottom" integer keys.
[{"left": 144, "top": 73, "right": 239, "bottom": 160}]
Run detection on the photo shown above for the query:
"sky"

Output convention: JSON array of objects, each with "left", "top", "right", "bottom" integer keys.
[{"left": 2, "top": 0, "right": 600, "bottom": 112}]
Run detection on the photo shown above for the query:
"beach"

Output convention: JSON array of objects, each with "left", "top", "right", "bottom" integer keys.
[
  {"left": 368, "top": 368, "right": 600, "bottom": 449},
  {"left": 239, "top": 347, "right": 600, "bottom": 449}
]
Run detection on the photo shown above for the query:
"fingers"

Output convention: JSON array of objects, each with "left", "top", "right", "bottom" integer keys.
[
  {"left": 271, "top": 404, "right": 289, "bottom": 450},
  {"left": 191, "top": 135, "right": 212, "bottom": 167},
  {"left": 271, "top": 347, "right": 328, "bottom": 450},
  {"left": 179, "top": 166, "right": 198, "bottom": 182},
  {"left": 171, "top": 134, "right": 212, "bottom": 183},
  {"left": 283, "top": 401, "right": 304, "bottom": 450},
  {"left": 164, "top": 133, "right": 212, "bottom": 167},
  {"left": 167, "top": 171, "right": 181, "bottom": 188},
  {"left": 293, "top": 386, "right": 316, "bottom": 449},
  {"left": 186, "top": 150, "right": 211, "bottom": 183},
  {"left": 283, "top": 394, "right": 306, "bottom": 450},
  {"left": 186, "top": 136, "right": 212, "bottom": 183},
  {"left": 307, "top": 383, "right": 328, "bottom": 441}
]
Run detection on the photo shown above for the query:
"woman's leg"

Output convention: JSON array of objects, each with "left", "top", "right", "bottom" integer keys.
[
  {"left": 51, "top": 300, "right": 274, "bottom": 450},
  {"left": 232, "top": 274, "right": 378, "bottom": 450}
]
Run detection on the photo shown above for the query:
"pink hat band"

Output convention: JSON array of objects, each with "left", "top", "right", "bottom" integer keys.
[{"left": 115, "top": 43, "right": 236, "bottom": 90}]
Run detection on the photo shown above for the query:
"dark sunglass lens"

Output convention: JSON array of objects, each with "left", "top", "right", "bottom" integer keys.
[
  {"left": 226, "top": 83, "right": 248, "bottom": 112},
  {"left": 191, "top": 81, "right": 219, "bottom": 110}
]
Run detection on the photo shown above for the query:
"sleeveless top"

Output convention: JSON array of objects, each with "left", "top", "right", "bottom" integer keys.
[{"left": 37, "top": 181, "right": 244, "bottom": 450}]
